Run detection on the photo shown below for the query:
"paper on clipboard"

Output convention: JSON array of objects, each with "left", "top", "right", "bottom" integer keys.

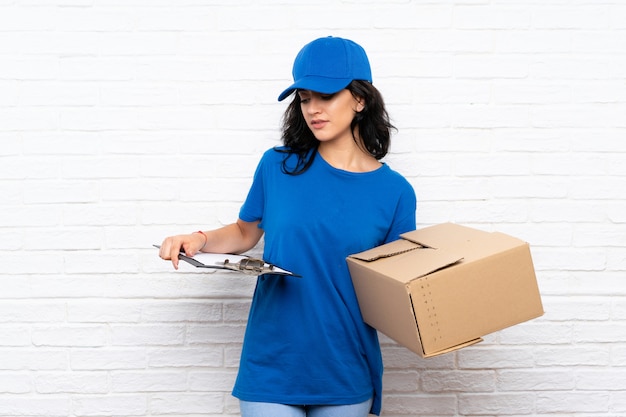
[{"left": 154, "top": 245, "right": 300, "bottom": 277}]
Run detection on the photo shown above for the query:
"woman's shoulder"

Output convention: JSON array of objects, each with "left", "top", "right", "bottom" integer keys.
[
  {"left": 379, "top": 162, "right": 410, "bottom": 182},
  {"left": 258, "top": 146, "right": 310, "bottom": 170},
  {"left": 378, "top": 163, "right": 416, "bottom": 197},
  {"left": 252, "top": 146, "right": 293, "bottom": 173}
]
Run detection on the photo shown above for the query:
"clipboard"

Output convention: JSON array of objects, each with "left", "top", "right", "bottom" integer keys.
[{"left": 154, "top": 245, "right": 300, "bottom": 277}]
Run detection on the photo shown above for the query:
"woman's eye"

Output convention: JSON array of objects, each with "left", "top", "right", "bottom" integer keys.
[
  {"left": 300, "top": 97, "right": 310, "bottom": 104},
  {"left": 320, "top": 94, "right": 334, "bottom": 100}
]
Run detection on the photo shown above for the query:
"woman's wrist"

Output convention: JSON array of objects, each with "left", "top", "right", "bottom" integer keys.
[{"left": 193, "top": 230, "right": 208, "bottom": 251}]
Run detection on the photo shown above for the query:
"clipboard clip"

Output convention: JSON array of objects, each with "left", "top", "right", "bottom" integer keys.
[{"left": 220, "top": 258, "right": 276, "bottom": 276}]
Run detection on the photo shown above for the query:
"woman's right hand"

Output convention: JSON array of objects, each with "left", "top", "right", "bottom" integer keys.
[{"left": 158, "top": 232, "right": 206, "bottom": 270}]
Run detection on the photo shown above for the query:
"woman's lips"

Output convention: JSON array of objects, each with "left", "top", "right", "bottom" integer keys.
[{"left": 311, "top": 119, "right": 328, "bottom": 129}]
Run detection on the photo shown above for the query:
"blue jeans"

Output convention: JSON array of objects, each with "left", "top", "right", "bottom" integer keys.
[{"left": 239, "top": 398, "right": 373, "bottom": 417}]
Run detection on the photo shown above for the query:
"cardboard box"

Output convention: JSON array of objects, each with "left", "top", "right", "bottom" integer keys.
[{"left": 347, "top": 223, "right": 543, "bottom": 357}]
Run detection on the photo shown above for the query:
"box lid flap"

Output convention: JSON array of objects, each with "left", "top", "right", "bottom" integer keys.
[
  {"left": 349, "top": 244, "right": 464, "bottom": 283},
  {"left": 400, "top": 223, "right": 525, "bottom": 263},
  {"left": 400, "top": 222, "right": 485, "bottom": 248},
  {"left": 349, "top": 238, "right": 421, "bottom": 262}
]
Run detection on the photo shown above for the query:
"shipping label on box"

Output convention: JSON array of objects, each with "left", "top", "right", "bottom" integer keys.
[{"left": 347, "top": 223, "right": 544, "bottom": 357}]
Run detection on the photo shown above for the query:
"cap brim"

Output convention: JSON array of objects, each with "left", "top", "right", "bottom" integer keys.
[{"left": 277, "top": 77, "right": 353, "bottom": 101}]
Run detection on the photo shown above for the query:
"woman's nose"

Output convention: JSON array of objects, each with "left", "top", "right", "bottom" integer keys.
[{"left": 306, "top": 97, "right": 321, "bottom": 114}]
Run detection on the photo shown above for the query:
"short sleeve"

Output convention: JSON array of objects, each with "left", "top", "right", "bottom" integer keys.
[
  {"left": 238, "top": 153, "right": 267, "bottom": 223},
  {"left": 384, "top": 179, "right": 417, "bottom": 243}
]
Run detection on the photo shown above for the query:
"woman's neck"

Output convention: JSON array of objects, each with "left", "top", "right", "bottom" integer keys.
[{"left": 318, "top": 140, "right": 381, "bottom": 173}]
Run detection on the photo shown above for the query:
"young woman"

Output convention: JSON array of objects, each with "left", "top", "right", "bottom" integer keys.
[{"left": 159, "top": 36, "right": 417, "bottom": 417}]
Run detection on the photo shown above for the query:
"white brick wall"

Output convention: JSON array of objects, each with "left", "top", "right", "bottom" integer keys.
[{"left": 1, "top": 1, "right": 625, "bottom": 416}]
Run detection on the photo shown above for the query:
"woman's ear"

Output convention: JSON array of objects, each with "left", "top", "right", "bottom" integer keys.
[{"left": 355, "top": 96, "right": 365, "bottom": 112}]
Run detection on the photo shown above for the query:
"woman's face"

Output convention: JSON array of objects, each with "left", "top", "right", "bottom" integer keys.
[{"left": 297, "top": 89, "right": 364, "bottom": 145}]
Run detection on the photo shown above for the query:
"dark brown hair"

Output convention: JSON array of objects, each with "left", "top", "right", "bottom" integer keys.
[{"left": 277, "top": 80, "right": 395, "bottom": 175}]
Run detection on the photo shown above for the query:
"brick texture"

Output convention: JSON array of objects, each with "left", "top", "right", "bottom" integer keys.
[{"left": 1, "top": 1, "right": 625, "bottom": 416}]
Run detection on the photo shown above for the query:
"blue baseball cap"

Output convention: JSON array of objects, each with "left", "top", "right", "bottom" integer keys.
[{"left": 277, "top": 36, "right": 373, "bottom": 101}]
